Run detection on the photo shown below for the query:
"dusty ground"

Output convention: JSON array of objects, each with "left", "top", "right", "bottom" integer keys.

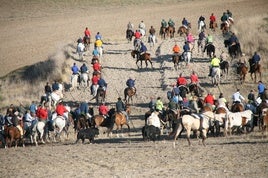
[{"left": 0, "top": 0, "right": 268, "bottom": 177}]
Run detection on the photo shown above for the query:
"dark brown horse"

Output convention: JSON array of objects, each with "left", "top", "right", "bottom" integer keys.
[
  {"left": 248, "top": 58, "right": 261, "bottom": 83},
  {"left": 172, "top": 54, "right": 183, "bottom": 70},
  {"left": 220, "top": 22, "right": 229, "bottom": 34},
  {"left": 166, "top": 26, "right": 175, "bottom": 38},
  {"left": 124, "top": 87, "right": 136, "bottom": 104},
  {"left": 220, "top": 60, "right": 229, "bottom": 76},
  {"left": 83, "top": 36, "right": 90, "bottom": 51},
  {"left": 92, "top": 108, "right": 116, "bottom": 137},
  {"left": 96, "top": 87, "right": 105, "bottom": 105},
  {"left": 209, "top": 21, "right": 218, "bottom": 31},
  {"left": 231, "top": 102, "right": 244, "bottom": 112},
  {"left": 177, "top": 26, "right": 188, "bottom": 36},
  {"left": 4, "top": 125, "right": 24, "bottom": 147},
  {"left": 131, "top": 50, "right": 153, "bottom": 69}
]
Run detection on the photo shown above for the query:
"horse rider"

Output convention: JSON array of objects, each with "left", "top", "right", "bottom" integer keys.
[
  {"left": 92, "top": 60, "right": 102, "bottom": 72},
  {"left": 198, "top": 15, "right": 206, "bottom": 31},
  {"left": 98, "top": 76, "right": 108, "bottom": 94},
  {"left": 209, "top": 13, "right": 216, "bottom": 29},
  {"left": 44, "top": 82, "right": 52, "bottom": 102},
  {"left": 29, "top": 101, "right": 37, "bottom": 115},
  {"left": 126, "top": 77, "right": 136, "bottom": 91},
  {"left": 182, "top": 41, "right": 191, "bottom": 64},
  {"left": 138, "top": 20, "right": 146, "bottom": 34},
  {"left": 24, "top": 110, "right": 37, "bottom": 133},
  {"left": 221, "top": 12, "right": 229, "bottom": 27},
  {"left": 139, "top": 42, "right": 148, "bottom": 58},
  {"left": 148, "top": 26, "right": 156, "bottom": 44},
  {"left": 116, "top": 97, "right": 129, "bottom": 123},
  {"left": 84, "top": 27, "right": 91, "bottom": 38},
  {"left": 99, "top": 102, "right": 109, "bottom": 119},
  {"left": 155, "top": 97, "right": 164, "bottom": 114},
  {"left": 149, "top": 96, "right": 156, "bottom": 112},
  {"left": 168, "top": 18, "right": 175, "bottom": 27},
  {"left": 177, "top": 73, "right": 188, "bottom": 87},
  {"left": 218, "top": 93, "right": 229, "bottom": 109},
  {"left": 226, "top": 9, "right": 234, "bottom": 23},
  {"left": 77, "top": 39, "right": 85, "bottom": 60},
  {"left": 52, "top": 80, "right": 59, "bottom": 92},
  {"left": 6, "top": 110, "right": 24, "bottom": 138},
  {"left": 204, "top": 92, "right": 215, "bottom": 110},
  {"left": 205, "top": 33, "right": 213, "bottom": 45},
  {"left": 80, "top": 63, "right": 88, "bottom": 74},
  {"left": 0, "top": 114, "right": 6, "bottom": 148},
  {"left": 167, "top": 97, "right": 179, "bottom": 116},
  {"left": 198, "top": 30, "right": 206, "bottom": 42},
  {"left": 127, "top": 22, "right": 134, "bottom": 32},
  {"left": 257, "top": 81, "right": 266, "bottom": 98},
  {"left": 55, "top": 100, "right": 68, "bottom": 121},
  {"left": 190, "top": 71, "right": 199, "bottom": 85},
  {"left": 250, "top": 51, "right": 261, "bottom": 73},
  {"left": 182, "top": 17, "right": 189, "bottom": 29},
  {"left": 95, "top": 32, "right": 102, "bottom": 41},
  {"left": 36, "top": 103, "right": 49, "bottom": 124},
  {"left": 161, "top": 19, "right": 167, "bottom": 28},
  {"left": 172, "top": 43, "right": 180, "bottom": 55},
  {"left": 91, "top": 74, "right": 99, "bottom": 96},
  {"left": 247, "top": 90, "right": 256, "bottom": 104},
  {"left": 92, "top": 47, "right": 100, "bottom": 58},
  {"left": 208, "top": 54, "right": 220, "bottom": 77},
  {"left": 232, "top": 89, "right": 246, "bottom": 105}
]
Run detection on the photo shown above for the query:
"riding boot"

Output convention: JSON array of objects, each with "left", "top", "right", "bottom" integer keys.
[
  {"left": 199, "top": 117, "right": 204, "bottom": 130},
  {"left": 208, "top": 68, "right": 212, "bottom": 76}
]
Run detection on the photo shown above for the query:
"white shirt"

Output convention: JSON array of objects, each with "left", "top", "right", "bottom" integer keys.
[
  {"left": 232, "top": 92, "right": 245, "bottom": 102},
  {"left": 77, "top": 43, "right": 85, "bottom": 52}
]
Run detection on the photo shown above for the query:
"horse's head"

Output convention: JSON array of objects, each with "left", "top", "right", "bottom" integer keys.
[{"left": 131, "top": 50, "right": 136, "bottom": 58}]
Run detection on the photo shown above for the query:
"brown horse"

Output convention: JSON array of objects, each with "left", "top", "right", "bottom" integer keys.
[
  {"left": 4, "top": 125, "right": 24, "bottom": 147},
  {"left": 172, "top": 54, "right": 183, "bottom": 70},
  {"left": 131, "top": 50, "right": 153, "bottom": 69},
  {"left": 96, "top": 87, "right": 105, "bottom": 105},
  {"left": 124, "top": 87, "right": 136, "bottom": 104},
  {"left": 159, "top": 26, "right": 167, "bottom": 39},
  {"left": 75, "top": 114, "right": 90, "bottom": 133},
  {"left": 83, "top": 36, "right": 90, "bottom": 51},
  {"left": 92, "top": 108, "right": 116, "bottom": 137},
  {"left": 113, "top": 104, "right": 131, "bottom": 136},
  {"left": 177, "top": 26, "right": 188, "bottom": 36},
  {"left": 209, "top": 21, "right": 218, "bottom": 31},
  {"left": 231, "top": 102, "right": 244, "bottom": 112},
  {"left": 220, "top": 22, "right": 229, "bottom": 34},
  {"left": 236, "top": 63, "right": 248, "bottom": 84},
  {"left": 166, "top": 26, "right": 175, "bottom": 38}
]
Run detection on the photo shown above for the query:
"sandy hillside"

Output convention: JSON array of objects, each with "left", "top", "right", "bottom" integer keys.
[{"left": 0, "top": 0, "right": 268, "bottom": 178}]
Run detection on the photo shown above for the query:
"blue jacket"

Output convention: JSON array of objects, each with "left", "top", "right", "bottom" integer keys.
[
  {"left": 98, "top": 78, "right": 107, "bottom": 87},
  {"left": 72, "top": 65, "right": 79, "bottom": 74},
  {"left": 140, "top": 44, "right": 147, "bottom": 53},
  {"left": 252, "top": 54, "right": 260, "bottom": 64},
  {"left": 80, "top": 65, "right": 88, "bottom": 73},
  {"left": 258, "top": 83, "right": 266, "bottom": 94},
  {"left": 183, "top": 43, "right": 190, "bottom": 52},
  {"left": 126, "top": 79, "right": 135, "bottom": 87}
]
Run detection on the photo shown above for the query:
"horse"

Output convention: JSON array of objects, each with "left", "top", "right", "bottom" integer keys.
[
  {"left": 124, "top": 87, "right": 136, "bottom": 104},
  {"left": 166, "top": 26, "right": 175, "bottom": 38},
  {"left": 197, "top": 38, "right": 206, "bottom": 53},
  {"left": 220, "top": 22, "right": 229, "bottom": 34},
  {"left": 148, "top": 34, "right": 156, "bottom": 49},
  {"left": 236, "top": 63, "right": 248, "bottom": 84},
  {"left": 203, "top": 43, "right": 215, "bottom": 58},
  {"left": 211, "top": 67, "right": 221, "bottom": 86},
  {"left": 70, "top": 74, "right": 79, "bottom": 91},
  {"left": 214, "top": 107, "right": 228, "bottom": 136},
  {"left": 188, "top": 83, "right": 203, "bottom": 97},
  {"left": 92, "top": 108, "right": 116, "bottom": 137},
  {"left": 159, "top": 26, "right": 167, "bottom": 39},
  {"left": 231, "top": 102, "right": 244, "bottom": 112},
  {"left": 220, "top": 60, "right": 229, "bottom": 76},
  {"left": 4, "top": 125, "right": 25, "bottom": 147},
  {"left": 113, "top": 106, "right": 131, "bottom": 137},
  {"left": 79, "top": 73, "right": 89, "bottom": 89},
  {"left": 83, "top": 36, "right": 90, "bottom": 51},
  {"left": 31, "top": 120, "right": 47, "bottom": 146},
  {"left": 126, "top": 29, "right": 134, "bottom": 42},
  {"left": 173, "top": 111, "right": 215, "bottom": 146},
  {"left": 133, "top": 38, "right": 142, "bottom": 51},
  {"left": 248, "top": 58, "right": 261, "bottom": 83},
  {"left": 96, "top": 87, "right": 105, "bottom": 105},
  {"left": 131, "top": 50, "right": 153, "bottom": 69},
  {"left": 177, "top": 26, "right": 188, "bottom": 36},
  {"left": 178, "top": 85, "right": 189, "bottom": 98},
  {"left": 197, "top": 98, "right": 213, "bottom": 112},
  {"left": 172, "top": 54, "right": 183, "bottom": 70},
  {"left": 198, "top": 20, "right": 206, "bottom": 32},
  {"left": 209, "top": 21, "right": 218, "bottom": 31}
]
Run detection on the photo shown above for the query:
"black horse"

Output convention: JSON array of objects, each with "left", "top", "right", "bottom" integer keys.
[
  {"left": 203, "top": 43, "right": 215, "bottom": 58},
  {"left": 126, "top": 29, "right": 134, "bottom": 42},
  {"left": 224, "top": 39, "right": 242, "bottom": 59}
]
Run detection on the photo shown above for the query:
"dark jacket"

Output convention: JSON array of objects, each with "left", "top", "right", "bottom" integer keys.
[{"left": 116, "top": 100, "right": 125, "bottom": 112}]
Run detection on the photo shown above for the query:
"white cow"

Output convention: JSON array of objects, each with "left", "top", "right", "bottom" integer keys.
[{"left": 146, "top": 112, "right": 161, "bottom": 128}]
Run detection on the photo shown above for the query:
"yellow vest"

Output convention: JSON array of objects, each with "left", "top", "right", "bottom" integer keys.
[
  {"left": 211, "top": 57, "right": 220, "bottom": 67},
  {"left": 95, "top": 40, "right": 102, "bottom": 47}
]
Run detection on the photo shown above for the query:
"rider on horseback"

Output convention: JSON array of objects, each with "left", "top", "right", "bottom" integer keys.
[
  {"left": 98, "top": 76, "right": 107, "bottom": 96},
  {"left": 172, "top": 43, "right": 180, "bottom": 55},
  {"left": 127, "top": 22, "right": 134, "bottom": 32},
  {"left": 198, "top": 15, "right": 206, "bottom": 31},
  {"left": 84, "top": 27, "right": 91, "bottom": 38},
  {"left": 99, "top": 102, "right": 109, "bottom": 119},
  {"left": 182, "top": 17, "right": 189, "bottom": 29},
  {"left": 116, "top": 97, "right": 129, "bottom": 123},
  {"left": 80, "top": 63, "right": 88, "bottom": 74},
  {"left": 56, "top": 101, "right": 68, "bottom": 120},
  {"left": 177, "top": 73, "right": 188, "bottom": 87},
  {"left": 208, "top": 54, "right": 220, "bottom": 77},
  {"left": 161, "top": 19, "right": 167, "bottom": 28},
  {"left": 232, "top": 89, "right": 246, "bottom": 105},
  {"left": 250, "top": 51, "right": 261, "bottom": 73},
  {"left": 126, "top": 77, "right": 136, "bottom": 92},
  {"left": 221, "top": 12, "right": 229, "bottom": 27},
  {"left": 209, "top": 13, "right": 216, "bottom": 29}
]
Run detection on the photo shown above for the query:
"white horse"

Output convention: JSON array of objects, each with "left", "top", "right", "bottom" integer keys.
[
  {"left": 148, "top": 34, "right": 156, "bottom": 49},
  {"left": 51, "top": 106, "right": 71, "bottom": 142},
  {"left": 139, "top": 28, "right": 146, "bottom": 37},
  {"left": 32, "top": 121, "right": 46, "bottom": 146},
  {"left": 211, "top": 67, "right": 221, "bottom": 86},
  {"left": 198, "top": 20, "right": 205, "bottom": 32},
  {"left": 183, "top": 51, "right": 192, "bottom": 65},
  {"left": 174, "top": 111, "right": 214, "bottom": 146},
  {"left": 80, "top": 73, "right": 89, "bottom": 88},
  {"left": 96, "top": 46, "right": 103, "bottom": 58},
  {"left": 71, "top": 74, "right": 79, "bottom": 91},
  {"left": 50, "top": 91, "right": 61, "bottom": 108},
  {"left": 77, "top": 42, "right": 85, "bottom": 60},
  {"left": 147, "top": 111, "right": 161, "bottom": 128}
]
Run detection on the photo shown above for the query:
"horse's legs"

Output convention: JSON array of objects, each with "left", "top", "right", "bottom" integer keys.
[{"left": 186, "top": 128, "right": 192, "bottom": 146}]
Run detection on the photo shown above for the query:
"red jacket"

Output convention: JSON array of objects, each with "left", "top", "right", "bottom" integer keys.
[
  {"left": 36, "top": 107, "right": 48, "bottom": 120},
  {"left": 134, "top": 31, "right": 141, "bottom": 39},
  {"left": 56, "top": 104, "right": 67, "bottom": 116},
  {"left": 210, "top": 15, "right": 216, "bottom": 22},
  {"left": 91, "top": 75, "right": 99, "bottom": 85},
  {"left": 99, "top": 105, "right": 108, "bottom": 115},
  {"left": 190, "top": 74, "right": 199, "bottom": 83},
  {"left": 204, "top": 94, "right": 214, "bottom": 105},
  {"left": 93, "top": 63, "right": 101, "bottom": 71},
  {"left": 177, "top": 77, "right": 187, "bottom": 86},
  {"left": 84, "top": 29, "right": 91, "bottom": 37}
]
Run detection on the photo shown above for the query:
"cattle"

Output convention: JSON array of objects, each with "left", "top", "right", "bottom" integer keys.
[
  {"left": 75, "top": 128, "right": 99, "bottom": 144},
  {"left": 142, "top": 125, "right": 161, "bottom": 141},
  {"left": 225, "top": 110, "right": 253, "bottom": 136}
]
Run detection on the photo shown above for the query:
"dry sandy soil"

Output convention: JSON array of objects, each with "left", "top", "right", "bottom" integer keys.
[{"left": 0, "top": 0, "right": 268, "bottom": 177}]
